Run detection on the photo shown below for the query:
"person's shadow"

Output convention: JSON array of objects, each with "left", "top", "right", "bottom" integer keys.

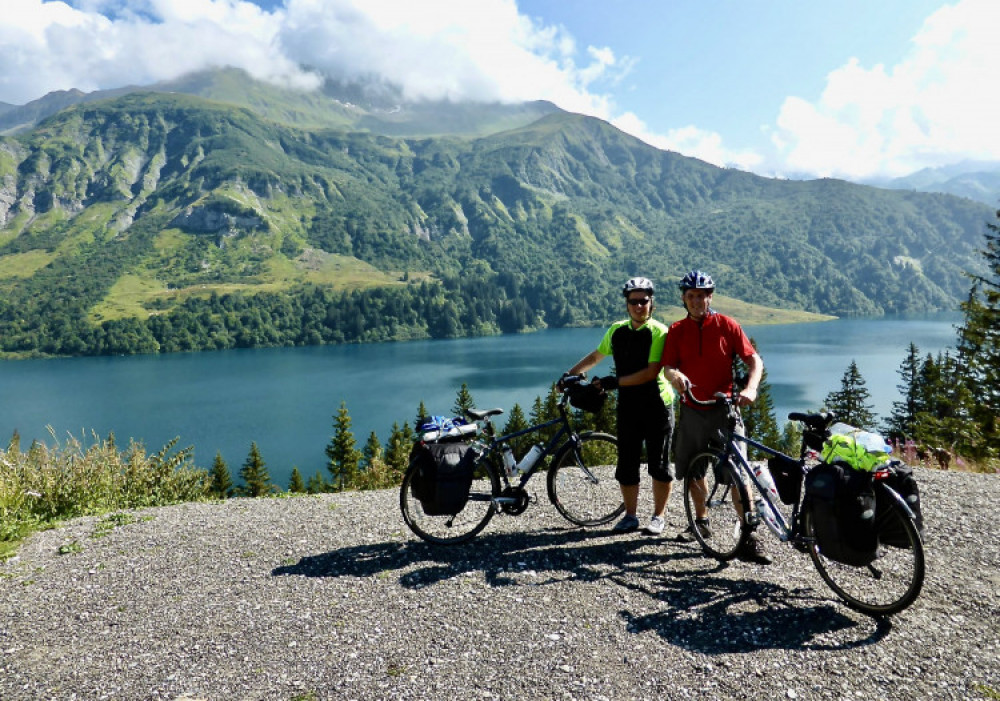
[{"left": 272, "top": 524, "right": 891, "bottom": 653}]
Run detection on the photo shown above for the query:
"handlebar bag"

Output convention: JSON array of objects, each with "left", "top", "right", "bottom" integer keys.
[
  {"left": 804, "top": 462, "right": 878, "bottom": 566},
  {"left": 408, "top": 441, "right": 476, "bottom": 516}
]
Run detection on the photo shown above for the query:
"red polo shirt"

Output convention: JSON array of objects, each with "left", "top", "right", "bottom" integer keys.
[{"left": 660, "top": 311, "right": 756, "bottom": 406}]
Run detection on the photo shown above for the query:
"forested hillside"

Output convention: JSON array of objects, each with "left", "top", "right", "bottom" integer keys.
[{"left": 0, "top": 72, "right": 993, "bottom": 357}]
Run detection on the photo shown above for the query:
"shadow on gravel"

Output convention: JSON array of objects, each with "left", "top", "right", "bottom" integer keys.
[
  {"left": 272, "top": 524, "right": 699, "bottom": 589},
  {"left": 617, "top": 567, "right": 893, "bottom": 653},
  {"left": 272, "top": 526, "right": 892, "bottom": 652}
]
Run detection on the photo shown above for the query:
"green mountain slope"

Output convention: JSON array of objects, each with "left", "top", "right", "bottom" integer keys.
[{"left": 0, "top": 87, "right": 992, "bottom": 357}]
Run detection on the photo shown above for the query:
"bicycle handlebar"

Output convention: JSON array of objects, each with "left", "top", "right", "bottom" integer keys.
[{"left": 683, "top": 387, "right": 727, "bottom": 407}]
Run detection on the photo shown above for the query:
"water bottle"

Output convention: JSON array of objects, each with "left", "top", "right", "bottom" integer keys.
[
  {"left": 754, "top": 497, "right": 783, "bottom": 538},
  {"left": 752, "top": 462, "right": 780, "bottom": 502},
  {"left": 501, "top": 446, "right": 517, "bottom": 477},
  {"left": 516, "top": 444, "right": 545, "bottom": 473}
]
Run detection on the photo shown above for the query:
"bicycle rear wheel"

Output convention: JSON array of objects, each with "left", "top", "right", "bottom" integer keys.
[
  {"left": 683, "top": 452, "right": 749, "bottom": 560},
  {"left": 399, "top": 452, "right": 500, "bottom": 545},
  {"left": 547, "top": 432, "right": 624, "bottom": 527},
  {"left": 806, "top": 484, "right": 925, "bottom": 616}
]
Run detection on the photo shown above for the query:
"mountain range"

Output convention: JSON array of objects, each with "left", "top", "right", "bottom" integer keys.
[{"left": 0, "top": 68, "right": 994, "bottom": 357}]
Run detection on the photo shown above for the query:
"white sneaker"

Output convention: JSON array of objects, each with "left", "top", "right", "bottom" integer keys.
[{"left": 644, "top": 515, "right": 665, "bottom": 535}]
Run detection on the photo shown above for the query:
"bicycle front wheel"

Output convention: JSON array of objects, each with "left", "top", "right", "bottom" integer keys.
[
  {"left": 806, "top": 484, "right": 925, "bottom": 616},
  {"left": 547, "top": 432, "right": 625, "bottom": 527},
  {"left": 683, "top": 452, "right": 750, "bottom": 560},
  {"left": 399, "top": 452, "right": 500, "bottom": 545}
]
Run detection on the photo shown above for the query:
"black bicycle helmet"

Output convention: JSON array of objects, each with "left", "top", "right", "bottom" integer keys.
[
  {"left": 678, "top": 270, "right": 715, "bottom": 291},
  {"left": 622, "top": 277, "right": 655, "bottom": 297}
]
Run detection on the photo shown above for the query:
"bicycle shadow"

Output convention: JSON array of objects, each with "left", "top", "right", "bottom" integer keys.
[
  {"left": 612, "top": 559, "right": 893, "bottom": 653},
  {"left": 272, "top": 525, "right": 891, "bottom": 652},
  {"left": 272, "top": 524, "right": 693, "bottom": 588}
]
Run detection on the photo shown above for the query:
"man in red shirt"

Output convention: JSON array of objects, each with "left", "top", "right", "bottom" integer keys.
[{"left": 660, "top": 270, "right": 771, "bottom": 564}]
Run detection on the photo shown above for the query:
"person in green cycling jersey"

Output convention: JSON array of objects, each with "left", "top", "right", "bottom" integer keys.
[{"left": 563, "top": 277, "right": 676, "bottom": 535}]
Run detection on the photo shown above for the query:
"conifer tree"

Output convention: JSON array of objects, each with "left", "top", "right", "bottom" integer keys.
[
  {"left": 742, "top": 372, "right": 781, "bottom": 460},
  {"left": 502, "top": 403, "right": 531, "bottom": 456},
  {"left": 209, "top": 451, "right": 233, "bottom": 499},
  {"left": 288, "top": 466, "right": 307, "bottom": 493},
  {"left": 956, "top": 208, "right": 1000, "bottom": 455},
  {"left": 824, "top": 360, "right": 876, "bottom": 429},
  {"left": 326, "top": 402, "right": 361, "bottom": 491},
  {"left": 885, "top": 343, "right": 922, "bottom": 440},
  {"left": 452, "top": 382, "right": 476, "bottom": 417},
  {"left": 778, "top": 420, "right": 803, "bottom": 458},
  {"left": 384, "top": 421, "right": 413, "bottom": 478},
  {"left": 415, "top": 400, "right": 430, "bottom": 429},
  {"left": 307, "top": 470, "right": 327, "bottom": 494},
  {"left": 913, "top": 352, "right": 980, "bottom": 455},
  {"left": 237, "top": 442, "right": 273, "bottom": 497},
  {"left": 362, "top": 431, "right": 382, "bottom": 470}
]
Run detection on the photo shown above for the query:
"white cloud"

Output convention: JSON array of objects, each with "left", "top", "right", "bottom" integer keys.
[
  {"left": 771, "top": 0, "right": 1000, "bottom": 179},
  {"left": 0, "top": 0, "right": 318, "bottom": 104},
  {"left": 0, "top": 0, "right": 633, "bottom": 119},
  {"left": 612, "top": 112, "right": 764, "bottom": 172}
]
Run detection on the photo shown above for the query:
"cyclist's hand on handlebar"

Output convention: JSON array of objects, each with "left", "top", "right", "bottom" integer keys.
[
  {"left": 558, "top": 372, "right": 584, "bottom": 390},
  {"left": 737, "top": 387, "right": 758, "bottom": 407},
  {"left": 666, "top": 370, "right": 691, "bottom": 395}
]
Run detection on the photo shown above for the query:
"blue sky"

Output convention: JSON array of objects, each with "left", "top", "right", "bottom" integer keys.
[{"left": 3, "top": 0, "right": 997, "bottom": 179}]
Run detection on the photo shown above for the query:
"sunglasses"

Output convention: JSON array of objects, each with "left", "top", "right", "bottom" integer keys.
[{"left": 627, "top": 298, "right": 651, "bottom": 307}]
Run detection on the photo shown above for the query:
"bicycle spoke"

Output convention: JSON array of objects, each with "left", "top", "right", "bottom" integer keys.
[{"left": 547, "top": 433, "right": 624, "bottom": 527}]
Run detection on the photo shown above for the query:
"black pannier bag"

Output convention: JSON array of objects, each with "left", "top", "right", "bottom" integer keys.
[
  {"left": 768, "top": 455, "right": 803, "bottom": 505},
  {"left": 876, "top": 461, "right": 924, "bottom": 547},
  {"left": 804, "top": 462, "right": 878, "bottom": 566},
  {"left": 408, "top": 441, "right": 477, "bottom": 516}
]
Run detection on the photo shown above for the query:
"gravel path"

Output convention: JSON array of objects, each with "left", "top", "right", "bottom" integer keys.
[{"left": 1, "top": 467, "right": 998, "bottom": 700}]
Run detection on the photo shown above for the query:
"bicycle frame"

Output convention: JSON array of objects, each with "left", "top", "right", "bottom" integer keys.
[
  {"left": 716, "top": 428, "right": 800, "bottom": 542},
  {"left": 481, "top": 407, "right": 579, "bottom": 491}
]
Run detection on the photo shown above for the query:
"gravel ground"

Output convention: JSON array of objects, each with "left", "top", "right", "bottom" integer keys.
[{"left": 1, "top": 466, "right": 998, "bottom": 701}]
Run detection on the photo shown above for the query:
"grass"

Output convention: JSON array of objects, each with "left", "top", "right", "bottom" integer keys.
[
  {"left": 0, "top": 430, "right": 209, "bottom": 556},
  {"left": 0, "top": 250, "right": 55, "bottom": 280},
  {"left": 655, "top": 294, "right": 835, "bottom": 327}
]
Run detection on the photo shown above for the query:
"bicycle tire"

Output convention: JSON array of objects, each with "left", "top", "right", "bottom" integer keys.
[
  {"left": 805, "top": 483, "right": 925, "bottom": 616},
  {"left": 547, "top": 432, "right": 625, "bottom": 527},
  {"left": 399, "top": 451, "right": 500, "bottom": 545},
  {"left": 683, "top": 452, "right": 750, "bottom": 560}
]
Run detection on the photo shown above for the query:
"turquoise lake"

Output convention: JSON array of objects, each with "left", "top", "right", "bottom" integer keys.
[{"left": 0, "top": 314, "right": 960, "bottom": 486}]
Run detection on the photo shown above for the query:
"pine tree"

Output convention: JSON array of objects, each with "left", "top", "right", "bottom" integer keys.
[
  {"left": 288, "top": 466, "right": 307, "bottom": 493},
  {"left": 824, "top": 360, "right": 876, "bottom": 429},
  {"left": 362, "top": 431, "right": 382, "bottom": 470},
  {"left": 913, "top": 352, "right": 981, "bottom": 455},
  {"left": 778, "top": 420, "right": 803, "bottom": 458},
  {"left": 885, "top": 343, "right": 922, "bottom": 440},
  {"left": 307, "top": 470, "right": 328, "bottom": 494},
  {"left": 452, "top": 383, "right": 475, "bottom": 417},
  {"left": 742, "top": 371, "right": 781, "bottom": 460},
  {"left": 326, "top": 402, "right": 361, "bottom": 491},
  {"left": 237, "top": 442, "right": 273, "bottom": 497},
  {"left": 209, "top": 451, "right": 233, "bottom": 499},
  {"left": 384, "top": 421, "right": 413, "bottom": 479},
  {"left": 502, "top": 403, "right": 531, "bottom": 456},
  {"left": 415, "top": 400, "right": 430, "bottom": 429},
  {"left": 956, "top": 208, "right": 1000, "bottom": 455}
]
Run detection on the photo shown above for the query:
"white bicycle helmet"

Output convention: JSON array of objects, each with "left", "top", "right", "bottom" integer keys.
[{"left": 622, "top": 277, "right": 655, "bottom": 297}]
